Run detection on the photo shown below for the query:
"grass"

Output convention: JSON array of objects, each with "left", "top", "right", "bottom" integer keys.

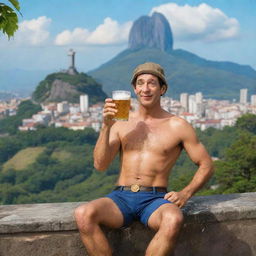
[
  {"left": 51, "top": 150, "right": 73, "bottom": 162},
  {"left": 3, "top": 147, "right": 45, "bottom": 171}
]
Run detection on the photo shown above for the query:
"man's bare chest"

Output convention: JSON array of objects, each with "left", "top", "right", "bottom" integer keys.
[{"left": 119, "top": 121, "right": 181, "bottom": 153}]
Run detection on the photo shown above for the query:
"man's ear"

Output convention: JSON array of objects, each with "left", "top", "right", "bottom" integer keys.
[
  {"left": 161, "top": 85, "right": 167, "bottom": 96},
  {"left": 133, "top": 84, "right": 137, "bottom": 95}
]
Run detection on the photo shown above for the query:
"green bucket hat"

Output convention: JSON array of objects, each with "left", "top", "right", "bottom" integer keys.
[{"left": 131, "top": 62, "right": 168, "bottom": 88}]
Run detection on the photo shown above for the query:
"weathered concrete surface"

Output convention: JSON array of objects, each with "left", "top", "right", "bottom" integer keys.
[{"left": 0, "top": 192, "right": 255, "bottom": 256}]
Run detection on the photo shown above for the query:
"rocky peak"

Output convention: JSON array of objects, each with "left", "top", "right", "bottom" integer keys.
[{"left": 128, "top": 12, "right": 173, "bottom": 52}]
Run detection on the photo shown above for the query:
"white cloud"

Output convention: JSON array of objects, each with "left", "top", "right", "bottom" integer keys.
[
  {"left": 55, "top": 28, "right": 90, "bottom": 45},
  {"left": 150, "top": 3, "right": 240, "bottom": 42},
  {"left": 54, "top": 17, "right": 132, "bottom": 46},
  {"left": 16, "top": 16, "right": 51, "bottom": 45}
]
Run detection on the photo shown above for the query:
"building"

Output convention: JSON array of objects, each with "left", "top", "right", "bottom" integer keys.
[
  {"left": 240, "top": 88, "right": 248, "bottom": 104},
  {"left": 180, "top": 93, "right": 188, "bottom": 111},
  {"left": 57, "top": 101, "right": 69, "bottom": 114},
  {"left": 80, "top": 94, "right": 89, "bottom": 113},
  {"left": 251, "top": 95, "right": 256, "bottom": 106},
  {"left": 195, "top": 119, "right": 221, "bottom": 131},
  {"left": 195, "top": 92, "right": 203, "bottom": 104},
  {"left": 188, "top": 95, "right": 197, "bottom": 114}
]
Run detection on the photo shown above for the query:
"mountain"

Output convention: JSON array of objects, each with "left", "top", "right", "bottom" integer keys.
[
  {"left": 88, "top": 12, "right": 256, "bottom": 100},
  {"left": 128, "top": 12, "right": 173, "bottom": 52},
  {"left": 32, "top": 72, "right": 107, "bottom": 104}
]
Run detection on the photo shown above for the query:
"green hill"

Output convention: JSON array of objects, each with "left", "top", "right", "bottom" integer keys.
[
  {"left": 2, "top": 147, "right": 82, "bottom": 172},
  {"left": 32, "top": 72, "right": 107, "bottom": 104},
  {"left": 3, "top": 147, "right": 45, "bottom": 172},
  {"left": 88, "top": 48, "right": 256, "bottom": 100}
]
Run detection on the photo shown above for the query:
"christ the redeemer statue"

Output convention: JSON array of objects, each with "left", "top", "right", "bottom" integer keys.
[{"left": 67, "top": 49, "right": 78, "bottom": 75}]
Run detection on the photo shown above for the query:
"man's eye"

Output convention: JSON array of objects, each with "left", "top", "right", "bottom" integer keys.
[
  {"left": 149, "top": 81, "right": 157, "bottom": 86},
  {"left": 136, "top": 81, "right": 144, "bottom": 85}
]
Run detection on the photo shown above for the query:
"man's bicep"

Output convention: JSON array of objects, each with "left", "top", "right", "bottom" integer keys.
[
  {"left": 185, "top": 141, "right": 211, "bottom": 165},
  {"left": 181, "top": 123, "right": 209, "bottom": 165}
]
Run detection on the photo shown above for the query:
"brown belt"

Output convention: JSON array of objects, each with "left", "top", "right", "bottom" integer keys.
[{"left": 114, "top": 184, "right": 167, "bottom": 193}]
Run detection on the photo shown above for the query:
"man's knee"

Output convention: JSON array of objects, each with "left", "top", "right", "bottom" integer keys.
[
  {"left": 161, "top": 210, "right": 184, "bottom": 233},
  {"left": 74, "top": 203, "right": 98, "bottom": 232}
]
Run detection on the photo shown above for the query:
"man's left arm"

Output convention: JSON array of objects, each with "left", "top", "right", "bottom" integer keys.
[{"left": 165, "top": 119, "right": 214, "bottom": 208}]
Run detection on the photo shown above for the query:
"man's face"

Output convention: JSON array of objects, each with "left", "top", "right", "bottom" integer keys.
[{"left": 134, "top": 74, "right": 166, "bottom": 106}]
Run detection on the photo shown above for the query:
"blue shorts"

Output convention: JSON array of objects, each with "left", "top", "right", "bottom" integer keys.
[{"left": 105, "top": 189, "right": 172, "bottom": 227}]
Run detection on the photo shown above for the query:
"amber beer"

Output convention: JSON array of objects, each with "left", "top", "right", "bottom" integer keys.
[{"left": 112, "top": 90, "right": 131, "bottom": 121}]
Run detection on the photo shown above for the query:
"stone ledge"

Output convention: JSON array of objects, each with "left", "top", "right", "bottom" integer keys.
[
  {"left": 0, "top": 192, "right": 255, "bottom": 256},
  {"left": 0, "top": 192, "right": 255, "bottom": 234}
]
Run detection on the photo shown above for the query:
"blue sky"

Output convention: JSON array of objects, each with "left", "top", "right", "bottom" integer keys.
[{"left": 0, "top": 0, "right": 256, "bottom": 74}]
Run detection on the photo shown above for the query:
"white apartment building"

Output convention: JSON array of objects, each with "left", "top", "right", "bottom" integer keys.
[
  {"left": 180, "top": 93, "right": 188, "bottom": 111},
  {"left": 240, "top": 88, "right": 248, "bottom": 104},
  {"left": 80, "top": 94, "right": 89, "bottom": 113},
  {"left": 57, "top": 101, "right": 69, "bottom": 114},
  {"left": 195, "top": 92, "right": 203, "bottom": 104},
  {"left": 251, "top": 95, "right": 256, "bottom": 106},
  {"left": 32, "top": 113, "right": 51, "bottom": 125},
  {"left": 188, "top": 95, "right": 197, "bottom": 114}
]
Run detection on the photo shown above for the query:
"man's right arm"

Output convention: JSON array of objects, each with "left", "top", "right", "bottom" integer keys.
[{"left": 93, "top": 99, "right": 120, "bottom": 171}]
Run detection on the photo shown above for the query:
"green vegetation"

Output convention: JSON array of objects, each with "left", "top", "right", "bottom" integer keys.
[
  {"left": 0, "top": 100, "right": 42, "bottom": 134},
  {"left": 0, "top": 113, "right": 255, "bottom": 205},
  {"left": 0, "top": 0, "right": 21, "bottom": 38},
  {"left": 32, "top": 72, "right": 107, "bottom": 104},
  {"left": 213, "top": 132, "right": 256, "bottom": 194},
  {"left": 3, "top": 147, "right": 45, "bottom": 171},
  {"left": 235, "top": 113, "right": 256, "bottom": 134},
  {"left": 0, "top": 127, "right": 101, "bottom": 204}
]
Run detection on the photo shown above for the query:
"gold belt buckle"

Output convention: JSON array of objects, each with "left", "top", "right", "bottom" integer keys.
[{"left": 131, "top": 184, "right": 140, "bottom": 192}]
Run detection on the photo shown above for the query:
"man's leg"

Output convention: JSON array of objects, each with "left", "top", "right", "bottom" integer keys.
[
  {"left": 145, "top": 204, "right": 184, "bottom": 256},
  {"left": 74, "top": 197, "right": 124, "bottom": 256}
]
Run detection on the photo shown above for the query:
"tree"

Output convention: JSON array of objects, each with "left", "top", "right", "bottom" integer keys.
[
  {"left": 235, "top": 113, "right": 256, "bottom": 134},
  {"left": 214, "top": 132, "right": 256, "bottom": 194},
  {"left": 0, "top": 0, "right": 21, "bottom": 38}
]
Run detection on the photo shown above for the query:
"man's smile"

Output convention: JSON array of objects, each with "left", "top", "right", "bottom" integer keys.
[{"left": 141, "top": 95, "right": 153, "bottom": 99}]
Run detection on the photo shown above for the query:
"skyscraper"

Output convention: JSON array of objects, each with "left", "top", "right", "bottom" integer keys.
[
  {"left": 188, "top": 95, "right": 197, "bottom": 114},
  {"left": 180, "top": 93, "right": 188, "bottom": 111},
  {"left": 195, "top": 92, "right": 203, "bottom": 103},
  {"left": 240, "top": 89, "right": 248, "bottom": 104},
  {"left": 251, "top": 95, "right": 256, "bottom": 106},
  {"left": 80, "top": 94, "right": 89, "bottom": 113}
]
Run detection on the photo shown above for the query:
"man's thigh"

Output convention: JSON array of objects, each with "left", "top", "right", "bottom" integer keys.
[
  {"left": 147, "top": 203, "right": 183, "bottom": 231},
  {"left": 83, "top": 197, "right": 124, "bottom": 228}
]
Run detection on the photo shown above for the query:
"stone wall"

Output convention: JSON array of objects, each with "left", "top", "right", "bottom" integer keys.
[{"left": 0, "top": 192, "right": 255, "bottom": 256}]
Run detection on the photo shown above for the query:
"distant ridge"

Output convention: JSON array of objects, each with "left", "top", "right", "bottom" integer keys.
[{"left": 88, "top": 13, "right": 256, "bottom": 100}]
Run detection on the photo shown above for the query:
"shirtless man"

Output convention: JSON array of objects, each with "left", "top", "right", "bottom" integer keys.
[{"left": 75, "top": 62, "right": 214, "bottom": 256}]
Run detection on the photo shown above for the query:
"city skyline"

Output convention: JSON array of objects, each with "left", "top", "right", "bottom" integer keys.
[{"left": 1, "top": 87, "right": 255, "bottom": 133}]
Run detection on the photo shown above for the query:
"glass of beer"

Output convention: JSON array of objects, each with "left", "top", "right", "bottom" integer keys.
[{"left": 112, "top": 90, "right": 131, "bottom": 121}]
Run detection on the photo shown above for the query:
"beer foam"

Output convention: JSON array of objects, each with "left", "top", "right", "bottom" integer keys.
[{"left": 112, "top": 91, "right": 131, "bottom": 100}]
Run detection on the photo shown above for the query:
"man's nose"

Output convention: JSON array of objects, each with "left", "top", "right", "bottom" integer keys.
[{"left": 141, "top": 83, "right": 150, "bottom": 91}]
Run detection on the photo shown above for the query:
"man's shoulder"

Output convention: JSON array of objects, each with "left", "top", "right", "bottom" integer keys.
[{"left": 168, "top": 115, "right": 190, "bottom": 128}]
